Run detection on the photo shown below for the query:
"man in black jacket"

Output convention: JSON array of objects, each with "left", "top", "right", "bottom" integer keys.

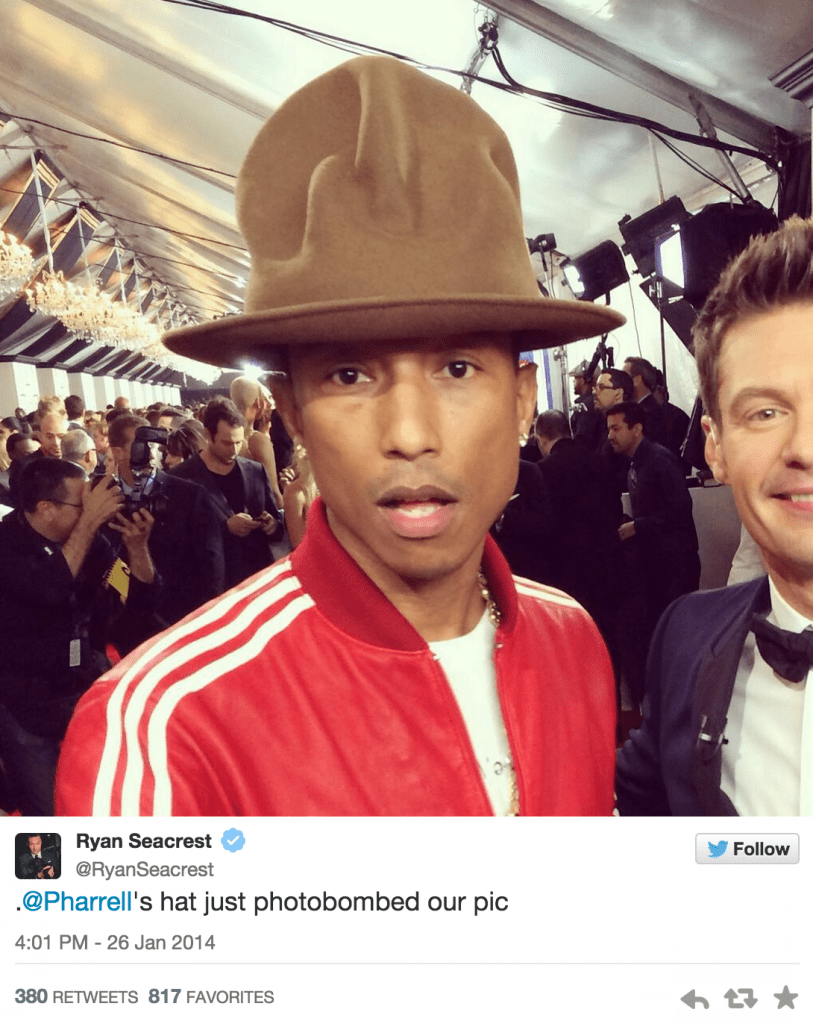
[
  {"left": 17, "top": 834, "right": 60, "bottom": 879},
  {"left": 568, "top": 359, "right": 604, "bottom": 453},
  {"left": 171, "top": 398, "right": 284, "bottom": 589},
  {"left": 107, "top": 414, "right": 224, "bottom": 631},
  {"left": 593, "top": 367, "right": 636, "bottom": 498},
  {"left": 534, "top": 410, "right": 622, "bottom": 650},
  {"left": 0, "top": 459, "right": 156, "bottom": 815},
  {"left": 607, "top": 402, "right": 700, "bottom": 620},
  {"left": 623, "top": 356, "right": 669, "bottom": 449}
]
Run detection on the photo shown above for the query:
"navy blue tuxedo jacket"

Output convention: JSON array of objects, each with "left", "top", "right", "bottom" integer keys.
[{"left": 616, "top": 576, "right": 770, "bottom": 816}]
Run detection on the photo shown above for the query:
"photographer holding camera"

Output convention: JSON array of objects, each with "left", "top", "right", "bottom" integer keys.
[
  {"left": 0, "top": 459, "right": 158, "bottom": 815},
  {"left": 107, "top": 414, "right": 224, "bottom": 634}
]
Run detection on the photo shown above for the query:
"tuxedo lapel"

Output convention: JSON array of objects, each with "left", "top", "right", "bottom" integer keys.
[{"left": 691, "top": 577, "right": 770, "bottom": 815}]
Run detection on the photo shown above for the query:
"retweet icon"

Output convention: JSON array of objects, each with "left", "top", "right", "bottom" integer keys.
[{"left": 708, "top": 840, "right": 728, "bottom": 858}]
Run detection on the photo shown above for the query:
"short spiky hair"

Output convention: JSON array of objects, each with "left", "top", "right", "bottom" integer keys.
[
  {"left": 693, "top": 215, "right": 813, "bottom": 425},
  {"left": 535, "top": 408, "right": 570, "bottom": 441},
  {"left": 605, "top": 401, "right": 646, "bottom": 431},
  {"left": 598, "top": 367, "right": 634, "bottom": 401},
  {"left": 108, "top": 413, "right": 149, "bottom": 449},
  {"left": 19, "top": 457, "right": 84, "bottom": 513}
]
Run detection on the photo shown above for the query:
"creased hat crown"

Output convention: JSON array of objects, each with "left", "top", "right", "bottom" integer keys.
[{"left": 165, "top": 56, "right": 623, "bottom": 367}]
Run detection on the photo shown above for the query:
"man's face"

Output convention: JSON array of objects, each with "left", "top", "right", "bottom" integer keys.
[
  {"left": 594, "top": 373, "right": 622, "bottom": 410},
  {"left": 39, "top": 414, "right": 68, "bottom": 457},
  {"left": 208, "top": 421, "right": 244, "bottom": 469},
  {"left": 704, "top": 302, "right": 813, "bottom": 580},
  {"left": 607, "top": 412, "right": 641, "bottom": 456},
  {"left": 111, "top": 427, "right": 134, "bottom": 480},
  {"left": 573, "top": 374, "right": 587, "bottom": 396},
  {"left": 158, "top": 415, "right": 174, "bottom": 430},
  {"left": 27, "top": 836, "right": 41, "bottom": 855},
  {"left": 85, "top": 448, "right": 98, "bottom": 474},
  {"left": 93, "top": 428, "right": 109, "bottom": 454},
  {"left": 277, "top": 333, "right": 536, "bottom": 590}
]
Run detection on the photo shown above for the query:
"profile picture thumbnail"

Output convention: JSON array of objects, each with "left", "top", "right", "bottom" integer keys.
[{"left": 15, "top": 833, "right": 61, "bottom": 880}]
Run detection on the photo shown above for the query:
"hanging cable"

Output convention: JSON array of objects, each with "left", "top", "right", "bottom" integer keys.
[
  {"left": 8, "top": 113, "right": 236, "bottom": 178},
  {"left": 158, "top": 0, "right": 776, "bottom": 168},
  {"left": 0, "top": 185, "right": 248, "bottom": 253},
  {"left": 625, "top": 277, "right": 643, "bottom": 356}
]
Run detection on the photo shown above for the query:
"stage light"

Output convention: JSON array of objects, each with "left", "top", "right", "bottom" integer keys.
[
  {"left": 240, "top": 361, "right": 265, "bottom": 380},
  {"left": 619, "top": 196, "right": 690, "bottom": 279},
  {"left": 561, "top": 240, "right": 629, "bottom": 302},
  {"left": 654, "top": 203, "right": 779, "bottom": 309},
  {"left": 655, "top": 227, "right": 686, "bottom": 291}
]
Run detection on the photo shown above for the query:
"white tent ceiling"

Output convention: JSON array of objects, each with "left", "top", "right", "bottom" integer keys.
[{"left": 0, "top": 0, "right": 810, "bottom": 387}]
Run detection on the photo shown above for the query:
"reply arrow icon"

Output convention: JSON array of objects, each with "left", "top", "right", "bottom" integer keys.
[{"left": 681, "top": 990, "right": 710, "bottom": 1009}]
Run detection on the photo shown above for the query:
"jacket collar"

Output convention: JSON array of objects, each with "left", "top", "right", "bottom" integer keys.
[
  {"left": 630, "top": 435, "right": 653, "bottom": 467},
  {"left": 691, "top": 575, "right": 770, "bottom": 815},
  {"left": 291, "top": 497, "right": 518, "bottom": 651}
]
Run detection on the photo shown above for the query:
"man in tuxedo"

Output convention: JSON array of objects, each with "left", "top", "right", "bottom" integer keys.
[
  {"left": 617, "top": 216, "right": 813, "bottom": 816},
  {"left": 17, "top": 834, "right": 59, "bottom": 879}
]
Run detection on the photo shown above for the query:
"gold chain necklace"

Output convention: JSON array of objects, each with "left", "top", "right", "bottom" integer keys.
[
  {"left": 477, "top": 568, "right": 502, "bottom": 627},
  {"left": 476, "top": 568, "right": 518, "bottom": 815}
]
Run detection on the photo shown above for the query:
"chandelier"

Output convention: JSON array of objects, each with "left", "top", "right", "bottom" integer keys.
[
  {"left": 25, "top": 270, "right": 158, "bottom": 348},
  {"left": 0, "top": 230, "right": 37, "bottom": 302},
  {"left": 139, "top": 321, "right": 223, "bottom": 385}
]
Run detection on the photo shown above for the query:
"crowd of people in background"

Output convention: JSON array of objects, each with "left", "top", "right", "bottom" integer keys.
[
  {"left": 490, "top": 354, "right": 699, "bottom": 721},
  {"left": 0, "top": 381, "right": 295, "bottom": 815},
  {"left": 0, "top": 351, "right": 701, "bottom": 815},
  {"left": 0, "top": 351, "right": 717, "bottom": 815}
]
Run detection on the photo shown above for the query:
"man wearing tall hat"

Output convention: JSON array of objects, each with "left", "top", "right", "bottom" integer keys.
[{"left": 56, "top": 57, "right": 623, "bottom": 817}]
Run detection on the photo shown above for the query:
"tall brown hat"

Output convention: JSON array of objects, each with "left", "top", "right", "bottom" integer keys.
[{"left": 164, "top": 56, "right": 624, "bottom": 368}]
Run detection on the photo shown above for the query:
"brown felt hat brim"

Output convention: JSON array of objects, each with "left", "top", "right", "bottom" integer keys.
[{"left": 164, "top": 295, "right": 625, "bottom": 371}]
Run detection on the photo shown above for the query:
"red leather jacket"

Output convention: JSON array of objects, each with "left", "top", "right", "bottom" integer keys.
[{"left": 56, "top": 500, "right": 615, "bottom": 816}]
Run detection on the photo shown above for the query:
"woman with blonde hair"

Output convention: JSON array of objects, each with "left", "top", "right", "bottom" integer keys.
[{"left": 229, "top": 375, "right": 283, "bottom": 508}]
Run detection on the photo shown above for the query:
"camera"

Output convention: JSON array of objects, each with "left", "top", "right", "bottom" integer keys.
[
  {"left": 121, "top": 426, "right": 170, "bottom": 520},
  {"left": 129, "top": 426, "right": 169, "bottom": 476}
]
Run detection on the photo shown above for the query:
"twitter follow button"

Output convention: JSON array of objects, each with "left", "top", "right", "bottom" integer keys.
[{"left": 695, "top": 834, "right": 799, "bottom": 865}]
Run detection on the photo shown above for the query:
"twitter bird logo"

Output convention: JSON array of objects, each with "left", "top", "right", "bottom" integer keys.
[{"left": 708, "top": 840, "right": 728, "bottom": 858}]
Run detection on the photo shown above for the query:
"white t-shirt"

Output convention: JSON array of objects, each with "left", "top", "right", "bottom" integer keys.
[{"left": 428, "top": 610, "right": 515, "bottom": 815}]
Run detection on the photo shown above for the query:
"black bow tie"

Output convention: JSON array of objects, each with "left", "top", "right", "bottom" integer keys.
[{"left": 751, "top": 612, "right": 813, "bottom": 682}]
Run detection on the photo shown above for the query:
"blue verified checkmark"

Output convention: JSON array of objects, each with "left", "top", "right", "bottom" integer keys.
[{"left": 221, "top": 827, "right": 246, "bottom": 852}]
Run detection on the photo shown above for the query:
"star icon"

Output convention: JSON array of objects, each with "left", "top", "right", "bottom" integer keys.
[{"left": 774, "top": 985, "right": 798, "bottom": 1009}]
